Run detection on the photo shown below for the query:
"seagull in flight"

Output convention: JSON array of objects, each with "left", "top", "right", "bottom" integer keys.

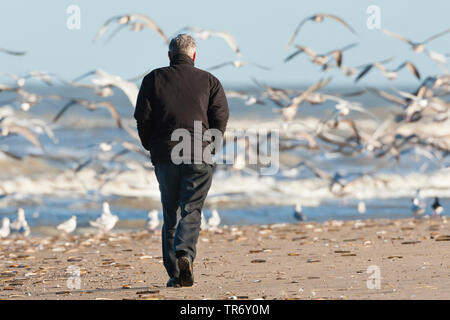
[
  {"left": 93, "top": 13, "right": 169, "bottom": 44},
  {"left": 177, "top": 26, "right": 241, "bottom": 56},
  {"left": 355, "top": 60, "right": 421, "bottom": 82},
  {"left": 225, "top": 90, "right": 265, "bottom": 106},
  {"left": 1, "top": 71, "right": 55, "bottom": 87},
  {"left": 269, "top": 78, "right": 332, "bottom": 121},
  {"left": 287, "top": 13, "right": 358, "bottom": 48},
  {"left": 382, "top": 28, "right": 450, "bottom": 53},
  {"left": 72, "top": 69, "right": 139, "bottom": 107},
  {"left": 57, "top": 216, "right": 77, "bottom": 234},
  {"left": 208, "top": 60, "right": 270, "bottom": 71},
  {"left": 52, "top": 98, "right": 123, "bottom": 129},
  {"left": 285, "top": 43, "right": 358, "bottom": 69},
  {"left": 0, "top": 48, "right": 26, "bottom": 56}
]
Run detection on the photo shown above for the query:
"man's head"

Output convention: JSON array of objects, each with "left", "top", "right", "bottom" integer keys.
[{"left": 168, "top": 34, "right": 197, "bottom": 62}]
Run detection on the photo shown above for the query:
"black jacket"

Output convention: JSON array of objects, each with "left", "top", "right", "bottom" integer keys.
[{"left": 134, "top": 54, "right": 229, "bottom": 164}]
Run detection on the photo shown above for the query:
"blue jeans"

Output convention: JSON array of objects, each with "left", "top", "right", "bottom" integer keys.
[{"left": 154, "top": 161, "right": 213, "bottom": 279}]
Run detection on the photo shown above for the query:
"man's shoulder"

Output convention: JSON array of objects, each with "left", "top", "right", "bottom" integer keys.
[
  {"left": 194, "top": 67, "right": 223, "bottom": 87},
  {"left": 143, "top": 65, "right": 223, "bottom": 87}
]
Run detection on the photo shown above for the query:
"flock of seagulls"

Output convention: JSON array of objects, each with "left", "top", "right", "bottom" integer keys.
[
  {"left": 293, "top": 194, "right": 444, "bottom": 221},
  {"left": 1, "top": 11, "right": 449, "bottom": 231},
  {"left": 0, "top": 202, "right": 225, "bottom": 238}
]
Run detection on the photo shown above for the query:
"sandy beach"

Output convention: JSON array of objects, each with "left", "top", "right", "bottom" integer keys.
[{"left": 0, "top": 216, "right": 449, "bottom": 300}]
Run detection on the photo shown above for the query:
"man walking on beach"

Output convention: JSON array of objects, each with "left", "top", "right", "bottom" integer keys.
[{"left": 134, "top": 34, "right": 229, "bottom": 287}]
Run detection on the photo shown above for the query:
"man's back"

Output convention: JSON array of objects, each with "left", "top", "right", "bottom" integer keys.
[
  {"left": 134, "top": 34, "right": 228, "bottom": 287},
  {"left": 134, "top": 53, "right": 229, "bottom": 164}
]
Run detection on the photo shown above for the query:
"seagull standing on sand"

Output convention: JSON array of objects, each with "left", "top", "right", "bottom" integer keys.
[
  {"left": 146, "top": 210, "right": 160, "bottom": 232},
  {"left": 357, "top": 201, "right": 366, "bottom": 214},
  {"left": 207, "top": 209, "right": 221, "bottom": 229},
  {"left": 89, "top": 202, "right": 119, "bottom": 233},
  {"left": 294, "top": 202, "right": 306, "bottom": 221},
  {"left": 431, "top": 197, "right": 443, "bottom": 218},
  {"left": 0, "top": 217, "right": 10, "bottom": 238},
  {"left": 10, "top": 208, "right": 30, "bottom": 236},
  {"left": 200, "top": 211, "right": 208, "bottom": 230},
  {"left": 411, "top": 191, "right": 425, "bottom": 218},
  {"left": 57, "top": 215, "right": 77, "bottom": 234}
]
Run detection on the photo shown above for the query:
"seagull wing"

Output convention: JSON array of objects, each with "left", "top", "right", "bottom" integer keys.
[
  {"left": 286, "top": 16, "right": 314, "bottom": 48},
  {"left": 121, "top": 141, "right": 148, "bottom": 157},
  {"left": 291, "top": 77, "right": 331, "bottom": 107},
  {"left": 111, "top": 79, "right": 139, "bottom": 107},
  {"left": 382, "top": 29, "right": 413, "bottom": 45},
  {"left": 0, "top": 48, "right": 26, "bottom": 56},
  {"left": 299, "top": 45, "right": 317, "bottom": 58},
  {"left": 93, "top": 15, "right": 122, "bottom": 42},
  {"left": 423, "top": 27, "right": 450, "bottom": 44},
  {"left": 93, "top": 102, "right": 123, "bottom": 129},
  {"left": 395, "top": 61, "right": 421, "bottom": 80},
  {"left": 210, "top": 31, "right": 241, "bottom": 55},
  {"left": 325, "top": 42, "right": 358, "bottom": 56},
  {"left": 367, "top": 87, "right": 408, "bottom": 106},
  {"left": 5, "top": 125, "right": 43, "bottom": 150},
  {"left": 53, "top": 99, "right": 79, "bottom": 123},
  {"left": 104, "top": 23, "right": 129, "bottom": 44},
  {"left": 284, "top": 47, "right": 306, "bottom": 63},
  {"left": 207, "top": 61, "right": 233, "bottom": 71},
  {"left": 72, "top": 70, "right": 96, "bottom": 83},
  {"left": 131, "top": 14, "right": 169, "bottom": 44},
  {"left": 354, "top": 65, "right": 374, "bottom": 83},
  {"left": 321, "top": 14, "right": 358, "bottom": 35},
  {"left": 123, "top": 124, "right": 141, "bottom": 142}
]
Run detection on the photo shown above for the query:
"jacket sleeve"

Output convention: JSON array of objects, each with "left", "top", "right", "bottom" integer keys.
[
  {"left": 207, "top": 76, "right": 229, "bottom": 134},
  {"left": 133, "top": 75, "right": 152, "bottom": 151}
]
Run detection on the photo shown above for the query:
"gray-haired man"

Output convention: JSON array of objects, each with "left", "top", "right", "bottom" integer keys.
[{"left": 134, "top": 34, "right": 229, "bottom": 287}]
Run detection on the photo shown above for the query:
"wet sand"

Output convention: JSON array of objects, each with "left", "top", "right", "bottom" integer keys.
[{"left": 0, "top": 217, "right": 449, "bottom": 300}]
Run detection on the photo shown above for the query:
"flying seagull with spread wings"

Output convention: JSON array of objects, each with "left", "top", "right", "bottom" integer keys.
[
  {"left": 176, "top": 26, "right": 241, "bottom": 56},
  {"left": 72, "top": 69, "right": 139, "bottom": 107},
  {"left": 382, "top": 28, "right": 450, "bottom": 54},
  {"left": 53, "top": 98, "right": 123, "bottom": 129},
  {"left": 355, "top": 60, "right": 421, "bottom": 82},
  {"left": 93, "top": 13, "right": 169, "bottom": 44},
  {"left": 208, "top": 60, "right": 270, "bottom": 71},
  {"left": 285, "top": 43, "right": 358, "bottom": 69},
  {"left": 287, "top": 13, "right": 358, "bottom": 48}
]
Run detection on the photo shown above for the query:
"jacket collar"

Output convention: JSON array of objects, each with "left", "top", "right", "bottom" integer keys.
[{"left": 170, "top": 53, "right": 195, "bottom": 67}]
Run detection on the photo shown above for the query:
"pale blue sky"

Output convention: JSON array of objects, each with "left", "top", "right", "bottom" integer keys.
[{"left": 1, "top": 0, "right": 449, "bottom": 87}]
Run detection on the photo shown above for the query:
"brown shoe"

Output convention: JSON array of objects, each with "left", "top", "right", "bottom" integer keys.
[{"left": 178, "top": 256, "right": 194, "bottom": 287}]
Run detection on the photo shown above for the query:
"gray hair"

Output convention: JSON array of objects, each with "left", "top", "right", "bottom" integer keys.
[{"left": 169, "top": 34, "right": 197, "bottom": 58}]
